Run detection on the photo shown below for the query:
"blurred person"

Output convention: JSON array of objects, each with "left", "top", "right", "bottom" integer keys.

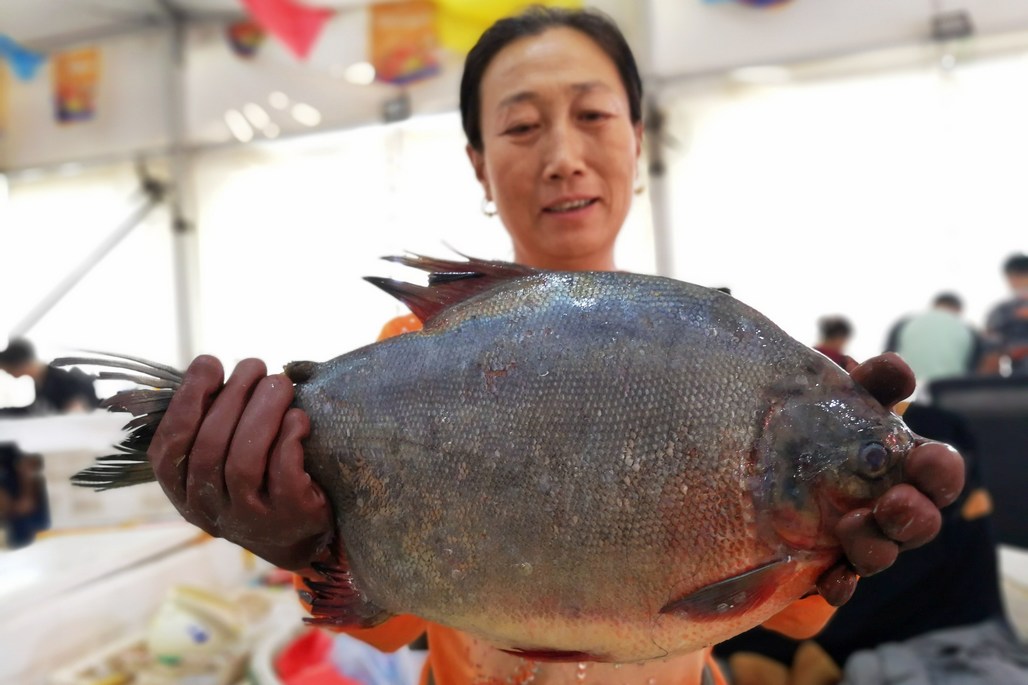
[
  {"left": 884, "top": 293, "right": 982, "bottom": 399},
  {"left": 979, "top": 253, "right": 1028, "bottom": 376},
  {"left": 78, "top": 8, "right": 965, "bottom": 685},
  {"left": 0, "top": 443, "right": 50, "bottom": 548},
  {"left": 814, "top": 316, "right": 854, "bottom": 368},
  {"left": 0, "top": 338, "right": 99, "bottom": 414}
]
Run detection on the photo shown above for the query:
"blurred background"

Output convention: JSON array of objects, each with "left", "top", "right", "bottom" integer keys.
[{"left": 0, "top": 1, "right": 1026, "bottom": 684}]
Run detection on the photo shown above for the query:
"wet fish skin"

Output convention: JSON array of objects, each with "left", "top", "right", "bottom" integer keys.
[{"left": 289, "top": 263, "right": 913, "bottom": 661}]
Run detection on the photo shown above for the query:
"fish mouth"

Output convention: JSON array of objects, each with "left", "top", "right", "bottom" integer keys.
[{"left": 542, "top": 197, "right": 599, "bottom": 213}]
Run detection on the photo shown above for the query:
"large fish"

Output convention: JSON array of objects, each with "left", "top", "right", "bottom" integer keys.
[{"left": 62, "top": 255, "right": 915, "bottom": 663}]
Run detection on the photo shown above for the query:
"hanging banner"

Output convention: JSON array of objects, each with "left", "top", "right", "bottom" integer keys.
[
  {"left": 52, "top": 47, "right": 101, "bottom": 124},
  {"left": 226, "top": 19, "right": 266, "bottom": 58},
  {"left": 370, "top": 0, "right": 439, "bottom": 85}
]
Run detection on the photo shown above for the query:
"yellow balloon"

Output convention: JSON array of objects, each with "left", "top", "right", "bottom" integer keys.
[{"left": 435, "top": 0, "right": 583, "bottom": 54}]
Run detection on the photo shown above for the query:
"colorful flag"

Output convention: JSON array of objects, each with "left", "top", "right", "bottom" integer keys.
[
  {"left": 53, "top": 47, "right": 101, "bottom": 123},
  {"left": 240, "top": 0, "right": 334, "bottom": 60},
  {"left": 370, "top": 0, "right": 439, "bottom": 85},
  {"left": 0, "top": 34, "right": 45, "bottom": 81},
  {"left": 435, "top": 0, "right": 582, "bottom": 55}
]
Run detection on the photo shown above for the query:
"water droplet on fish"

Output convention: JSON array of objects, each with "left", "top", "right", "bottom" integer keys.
[
  {"left": 716, "top": 602, "right": 730, "bottom": 613},
  {"left": 441, "top": 416, "right": 449, "bottom": 424},
  {"left": 576, "top": 663, "right": 588, "bottom": 680},
  {"left": 442, "top": 548, "right": 453, "bottom": 557},
  {"left": 613, "top": 663, "right": 623, "bottom": 669},
  {"left": 517, "top": 562, "right": 533, "bottom": 576},
  {"left": 680, "top": 485, "right": 689, "bottom": 496},
  {"left": 451, "top": 568, "right": 465, "bottom": 581},
  {"left": 648, "top": 679, "right": 657, "bottom": 685}
]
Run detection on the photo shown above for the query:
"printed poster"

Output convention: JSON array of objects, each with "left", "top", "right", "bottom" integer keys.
[
  {"left": 52, "top": 47, "right": 101, "bottom": 123},
  {"left": 370, "top": 0, "right": 439, "bottom": 85}
]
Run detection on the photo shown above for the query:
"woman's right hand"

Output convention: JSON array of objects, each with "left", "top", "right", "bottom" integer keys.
[{"left": 149, "top": 355, "right": 334, "bottom": 571}]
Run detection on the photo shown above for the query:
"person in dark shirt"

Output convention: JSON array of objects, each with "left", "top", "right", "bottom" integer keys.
[
  {"left": 0, "top": 338, "right": 99, "bottom": 414},
  {"left": 980, "top": 253, "right": 1028, "bottom": 376},
  {"left": 813, "top": 316, "right": 855, "bottom": 368}
]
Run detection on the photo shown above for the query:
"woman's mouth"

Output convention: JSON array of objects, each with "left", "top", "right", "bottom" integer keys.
[{"left": 543, "top": 198, "right": 599, "bottom": 213}]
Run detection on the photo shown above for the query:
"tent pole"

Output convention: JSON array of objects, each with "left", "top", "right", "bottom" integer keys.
[{"left": 159, "top": 0, "right": 200, "bottom": 367}]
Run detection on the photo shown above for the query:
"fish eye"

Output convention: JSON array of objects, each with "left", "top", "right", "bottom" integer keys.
[{"left": 858, "top": 442, "right": 889, "bottom": 474}]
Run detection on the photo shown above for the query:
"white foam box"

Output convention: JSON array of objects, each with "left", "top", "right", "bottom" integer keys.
[{"left": 0, "top": 523, "right": 266, "bottom": 685}]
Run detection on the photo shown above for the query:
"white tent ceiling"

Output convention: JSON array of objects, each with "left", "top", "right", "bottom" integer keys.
[{"left": 5, "top": 0, "right": 1028, "bottom": 77}]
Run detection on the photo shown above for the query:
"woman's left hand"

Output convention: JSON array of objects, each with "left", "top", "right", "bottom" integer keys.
[{"left": 816, "top": 353, "right": 966, "bottom": 606}]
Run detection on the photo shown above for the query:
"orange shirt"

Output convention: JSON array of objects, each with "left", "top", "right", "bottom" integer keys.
[{"left": 296, "top": 313, "right": 833, "bottom": 685}]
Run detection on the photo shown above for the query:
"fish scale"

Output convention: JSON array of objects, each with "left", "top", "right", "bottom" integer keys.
[{"left": 60, "top": 256, "right": 914, "bottom": 663}]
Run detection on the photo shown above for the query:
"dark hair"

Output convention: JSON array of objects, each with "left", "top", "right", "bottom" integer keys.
[
  {"left": 459, "top": 6, "right": 643, "bottom": 152},
  {"left": 1003, "top": 253, "right": 1028, "bottom": 276},
  {"left": 933, "top": 292, "right": 963, "bottom": 310},
  {"left": 818, "top": 316, "right": 853, "bottom": 341},
  {"left": 0, "top": 338, "right": 35, "bottom": 369}
]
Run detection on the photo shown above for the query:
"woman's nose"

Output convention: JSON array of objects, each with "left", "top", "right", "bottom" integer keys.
[{"left": 542, "top": 126, "right": 586, "bottom": 181}]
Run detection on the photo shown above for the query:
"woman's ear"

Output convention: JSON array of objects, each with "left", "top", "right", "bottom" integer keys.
[
  {"left": 633, "top": 121, "right": 644, "bottom": 161},
  {"left": 466, "top": 143, "right": 491, "bottom": 199}
]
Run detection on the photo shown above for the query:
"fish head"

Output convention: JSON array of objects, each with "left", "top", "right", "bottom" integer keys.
[{"left": 756, "top": 378, "right": 915, "bottom": 551}]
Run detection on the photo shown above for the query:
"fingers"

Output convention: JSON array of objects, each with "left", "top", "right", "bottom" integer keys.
[
  {"left": 223, "top": 373, "right": 295, "bottom": 501},
  {"left": 872, "top": 484, "right": 942, "bottom": 549},
  {"left": 816, "top": 563, "right": 859, "bottom": 607},
  {"left": 266, "top": 408, "right": 316, "bottom": 503},
  {"left": 267, "top": 408, "right": 330, "bottom": 526},
  {"left": 848, "top": 353, "right": 915, "bottom": 408},
  {"left": 904, "top": 442, "right": 965, "bottom": 508},
  {"left": 150, "top": 355, "right": 224, "bottom": 506},
  {"left": 836, "top": 509, "right": 898, "bottom": 577},
  {"left": 185, "top": 359, "right": 267, "bottom": 523}
]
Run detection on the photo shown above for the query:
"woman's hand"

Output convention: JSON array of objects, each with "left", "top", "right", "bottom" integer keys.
[
  {"left": 816, "top": 353, "right": 965, "bottom": 606},
  {"left": 149, "top": 355, "right": 333, "bottom": 571}
]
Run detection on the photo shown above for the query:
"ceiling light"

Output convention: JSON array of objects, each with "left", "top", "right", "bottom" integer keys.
[
  {"left": 263, "top": 123, "right": 281, "bottom": 139},
  {"left": 243, "top": 103, "right": 271, "bottom": 129},
  {"left": 269, "top": 91, "right": 290, "bottom": 110},
  {"left": 729, "top": 65, "right": 792, "bottom": 85},
  {"left": 344, "top": 62, "right": 376, "bottom": 85},
  {"left": 224, "top": 109, "right": 254, "bottom": 142},
  {"left": 291, "top": 103, "right": 322, "bottom": 127}
]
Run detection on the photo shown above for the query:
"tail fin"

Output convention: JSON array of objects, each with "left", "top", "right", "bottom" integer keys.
[{"left": 52, "top": 354, "right": 184, "bottom": 491}]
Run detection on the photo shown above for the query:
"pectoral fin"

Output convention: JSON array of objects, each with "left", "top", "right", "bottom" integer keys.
[{"left": 660, "top": 558, "right": 790, "bottom": 620}]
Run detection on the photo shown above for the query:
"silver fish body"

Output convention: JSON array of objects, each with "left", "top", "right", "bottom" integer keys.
[{"left": 291, "top": 266, "right": 912, "bottom": 662}]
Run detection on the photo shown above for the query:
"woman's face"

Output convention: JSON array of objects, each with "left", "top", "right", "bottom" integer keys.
[{"left": 468, "top": 27, "right": 643, "bottom": 270}]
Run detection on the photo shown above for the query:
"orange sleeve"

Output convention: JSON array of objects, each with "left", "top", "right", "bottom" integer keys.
[
  {"left": 759, "top": 595, "right": 836, "bottom": 639},
  {"left": 377, "top": 313, "right": 423, "bottom": 340}
]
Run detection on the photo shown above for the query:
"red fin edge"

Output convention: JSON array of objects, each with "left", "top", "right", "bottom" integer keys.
[
  {"left": 303, "top": 559, "right": 393, "bottom": 629},
  {"left": 364, "top": 254, "right": 539, "bottom": 323},
  {"left": 500, "top": 648, "right": 603, "bottom": 663}
]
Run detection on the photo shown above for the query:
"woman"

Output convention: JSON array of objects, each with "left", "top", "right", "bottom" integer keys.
[{"left": 147, "top": 8, "right": 964, "bottom": 685}]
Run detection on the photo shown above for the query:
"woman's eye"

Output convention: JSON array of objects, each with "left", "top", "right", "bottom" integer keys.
[{"left": 504, "top": 123, "right": 537, "bottom": 135}]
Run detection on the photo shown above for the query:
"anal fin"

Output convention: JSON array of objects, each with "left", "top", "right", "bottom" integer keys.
[
  {"left": 303, "top": 560, "right": 393, "bottom": 629},
  {"left": 660, "top": 558, "right": 790, "bottom": 620}
]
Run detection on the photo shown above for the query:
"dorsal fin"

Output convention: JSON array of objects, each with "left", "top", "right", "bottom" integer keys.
[{"left": 364, "top": 254, "right": 539, "bottom": 324}]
